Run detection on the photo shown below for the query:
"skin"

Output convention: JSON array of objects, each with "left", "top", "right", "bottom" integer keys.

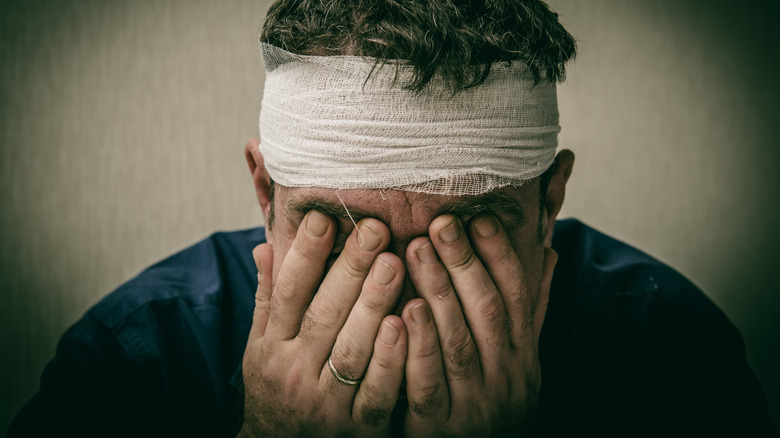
[{"left": 240, "top": 138, "right": 574, "bottom": 437}]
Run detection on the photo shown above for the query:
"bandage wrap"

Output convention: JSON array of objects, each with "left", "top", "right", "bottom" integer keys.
[{"left": 259, "top": 43, "right": 559, "bottom": 196}]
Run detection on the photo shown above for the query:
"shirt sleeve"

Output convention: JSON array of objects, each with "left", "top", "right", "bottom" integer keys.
[
  {"left": 6, "top": 229, "right": 259, "bottom": 437},
  {"left": 6, "top": 313, "right": 132, "bottom": 437},
  {"left": 6, "top": 300, "right": 241, "bottom": 438},
  {"left": 642, "top": 287, "right": 779, "bottom": 437}
]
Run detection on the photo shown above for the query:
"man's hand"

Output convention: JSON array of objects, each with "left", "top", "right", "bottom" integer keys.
[
  {"left": 239, "top": 211, "right": 408, "bottom": 437},
  {"left": 402, "top": 214, "right": 557, "bottom": 437}
]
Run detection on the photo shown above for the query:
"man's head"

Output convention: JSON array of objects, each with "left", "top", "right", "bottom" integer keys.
[
  {"left": 246, "top": 0, "right": 576, "bottom": 311},
  {"left": 260, "top": 0, "right": 576, "bottom": 90}
]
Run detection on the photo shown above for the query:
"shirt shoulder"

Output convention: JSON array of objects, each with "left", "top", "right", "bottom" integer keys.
[
  {"left": 551, "top": 218, "right": 697, "bottom": 299},
  {"left": 545, "top": 219, "right": 777, "bottom": 436},
  {"left": 89, "top": 227, "right": 265, "bottom": 331},
  {"left": 7, "top": 228, "right": 266, "bottom": 437}
]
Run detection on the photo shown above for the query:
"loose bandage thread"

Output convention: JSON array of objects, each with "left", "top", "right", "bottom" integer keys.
[{"left": 334, "top": 190, "right": 364, "bottom": 246}]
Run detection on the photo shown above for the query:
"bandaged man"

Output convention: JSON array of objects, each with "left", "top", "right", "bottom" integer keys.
[{"left": 8, "top": 0, "right": 778, "bottom": 437}]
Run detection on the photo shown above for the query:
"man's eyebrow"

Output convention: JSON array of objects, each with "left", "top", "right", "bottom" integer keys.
[
  {"left": 437, "top": 191, "right": 527, "bottom": 225},
  {"left": 285, "top": 197, "right": 370, "bottom": 223},
  {"left": 285, "top": 190, "right": 527, "bottom": 226}
]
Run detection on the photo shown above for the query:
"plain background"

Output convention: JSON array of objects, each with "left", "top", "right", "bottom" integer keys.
[{"left": 1, "top": 0, "right": 778, "bottom": 432}]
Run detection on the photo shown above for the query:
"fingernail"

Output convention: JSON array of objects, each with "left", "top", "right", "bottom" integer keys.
[
  {"left": 473, "top": 215, "right": 498, "bottom": 238},
  {"left": 359, "top": 222, "right": 382, "bottom": 251},
  {"left": 306, "top": 210, "right": 329, "bottom": 236},
  {"left": 416, "top": 242, "right": 439, "bottom": 265},
  {"left": 438, "top": 220, "right": 461, "bottom": 243},
  {"left": 380, "top": 321, "right": 400, "bottom": 346},
  {"left": 373, "top": 257, "right": 396, "bottom": 285},
  {"left": 254, "top": 259, "right": 263, "bottom": 280},
  {"left": 252, "top": 246, "right": 263, "bottom": 268},
  {"left": 410, "top": 302, "right": 431, "bottom": 325}
]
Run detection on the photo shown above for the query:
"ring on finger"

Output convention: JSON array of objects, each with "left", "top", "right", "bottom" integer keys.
[{"left": 328, "top": 357, "right": 362, "bottom": 385}]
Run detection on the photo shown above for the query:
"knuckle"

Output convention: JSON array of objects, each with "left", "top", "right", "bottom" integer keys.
[
  {"left": 491, "top": 245, "right": 517, "bottom": 266},
  {"left": 255, "top": 277, "right": 271, "bottom": 300},
  {"left": 409, "top": 383, "right": 443, "bottom": 420},
  {"left": 258, "top": 352, "right": 306, "bottom": 396},
  {"left": 338, "top": 250, "right": 371, "bottom": 280},
  {"left": 477, "top": 293, "right": 506, "bottom": 326},
  {"left": 372, "top": 354, "right": 395, "bottom": 371},
  {"left": 513, "top": 335, "right": 535, "bottom": 356},
  {"left": 341, "top": 334, "right": 368, "bottom": 360},
  {"left": 446, "top": 350, "right": 480, "bottom": 382},
  {"left": 446, "top": 246, "right": 478, "bottom": 273},
  {"left": 360, "top": 381, "right": 389, "bottom": 407},
  {"left": 476, "top": 293, "right": 512, "bottom": 350},
  {"left": 302, "top": 293, "right": 343, "bottom": 335},
  {"left": 444, "top": 324, "right": 473, "bottom": 353},
  {"left": 297, "top": 312, "right": 316, "bottom": 341},
  {"left": 272, "top": 273, "right": 307, "bottom": 303},
  {"left": 331, "top": 336, "right": 366, "bottom": 379},
  {"left": 425, "top": 280, "right": 455, "bottom": 300},
  {"left": 269, "top": 287, "right": 306, "bottom": 331},
  {"left": 444, "top": 328, "right": 480, "bottom": 381},
  {"left": 506, "top": 276, "right": 530, "bottom": 308},
  {"left": 254, "top": 294, "right": 271, "bottom": 314},
  {"left": 359, "top": 382, "right": 382, "bottom": 405},
  {"left": 281, "top": 359, "right": 307, "bottom": 394},
  {"left": 512, "top": 316, "right": 535, "bottom": 343},
  {"left": 372, "top": 346, "right": 400, "bottom": 371},
  {"left": 358, "top": 287, "right": 394, "bottom": 315},
  {"left": 359, "top": 402, "right": 392, "bottom": 428},
  {"left": 413, "top": 338, "right": 441, "bottom": 361}
]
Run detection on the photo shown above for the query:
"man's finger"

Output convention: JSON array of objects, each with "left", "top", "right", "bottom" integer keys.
[
  {"left": 428, "top": 215, "right": 510, "bottom": 363},
  {"left": 351, "top": 316, "right": 407, "bottom": 430},
  {"left": 467, "top": 214, "right": 534, "bottom": 346},
  {"left": 406, "top": 236, "right": 481, "bottom": 392},
  {"left": 266, "top": 210, "right": 336, "bottom": 341},
  {"left": 299, "top": 218, "right": 391, "bottom": 360},
  {"left": 248, "top": 243, "right": 274, "bottom": 343},
  {"left": 324, "top": 253, "right": 404, "bottom": 396},
  {"left": 403, "top": 299, "right": 450, "bottom": 430}
]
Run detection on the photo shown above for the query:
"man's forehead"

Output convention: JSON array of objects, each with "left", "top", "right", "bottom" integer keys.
[{"left": 280, "top": 184, "right": 535, "bottom": 227}]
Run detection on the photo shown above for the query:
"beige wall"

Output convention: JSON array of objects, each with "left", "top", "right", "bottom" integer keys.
[{"left": 1, "top": 0, "right": 777, "bottom": 431}]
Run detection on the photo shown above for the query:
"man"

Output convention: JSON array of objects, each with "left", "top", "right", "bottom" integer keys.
[{"left": 8, "top": 0, "right": 778, "bottom": 437}]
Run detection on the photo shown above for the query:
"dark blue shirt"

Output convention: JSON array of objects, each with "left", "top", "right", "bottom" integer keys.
[{"left": 7, "top": 219, "right": 778, "bottom": 437}]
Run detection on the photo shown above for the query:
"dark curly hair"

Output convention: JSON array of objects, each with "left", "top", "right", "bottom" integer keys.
[{"left": 261, "top": 0, "right": 576, "bottom": 92}]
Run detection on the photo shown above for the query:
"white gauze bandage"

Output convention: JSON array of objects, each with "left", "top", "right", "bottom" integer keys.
[{"left": 259, "top": 43, "right": 560, "bottom": 196}]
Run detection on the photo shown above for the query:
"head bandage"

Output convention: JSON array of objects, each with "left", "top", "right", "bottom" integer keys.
[{"left": 259, "top": 43, "right": 560, "bottom": 196}]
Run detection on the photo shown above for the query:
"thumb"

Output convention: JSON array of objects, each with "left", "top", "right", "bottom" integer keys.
[{"left": 248, "top": 243, "right": 274, "bottom": 342}]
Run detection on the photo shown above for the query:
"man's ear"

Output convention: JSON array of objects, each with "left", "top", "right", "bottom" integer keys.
[
  {"left": 542, "top": 149, "right": 575, "bottom": 246},
  {"left": 244, "top": 138, "right": 273, "bottom": 230}
]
